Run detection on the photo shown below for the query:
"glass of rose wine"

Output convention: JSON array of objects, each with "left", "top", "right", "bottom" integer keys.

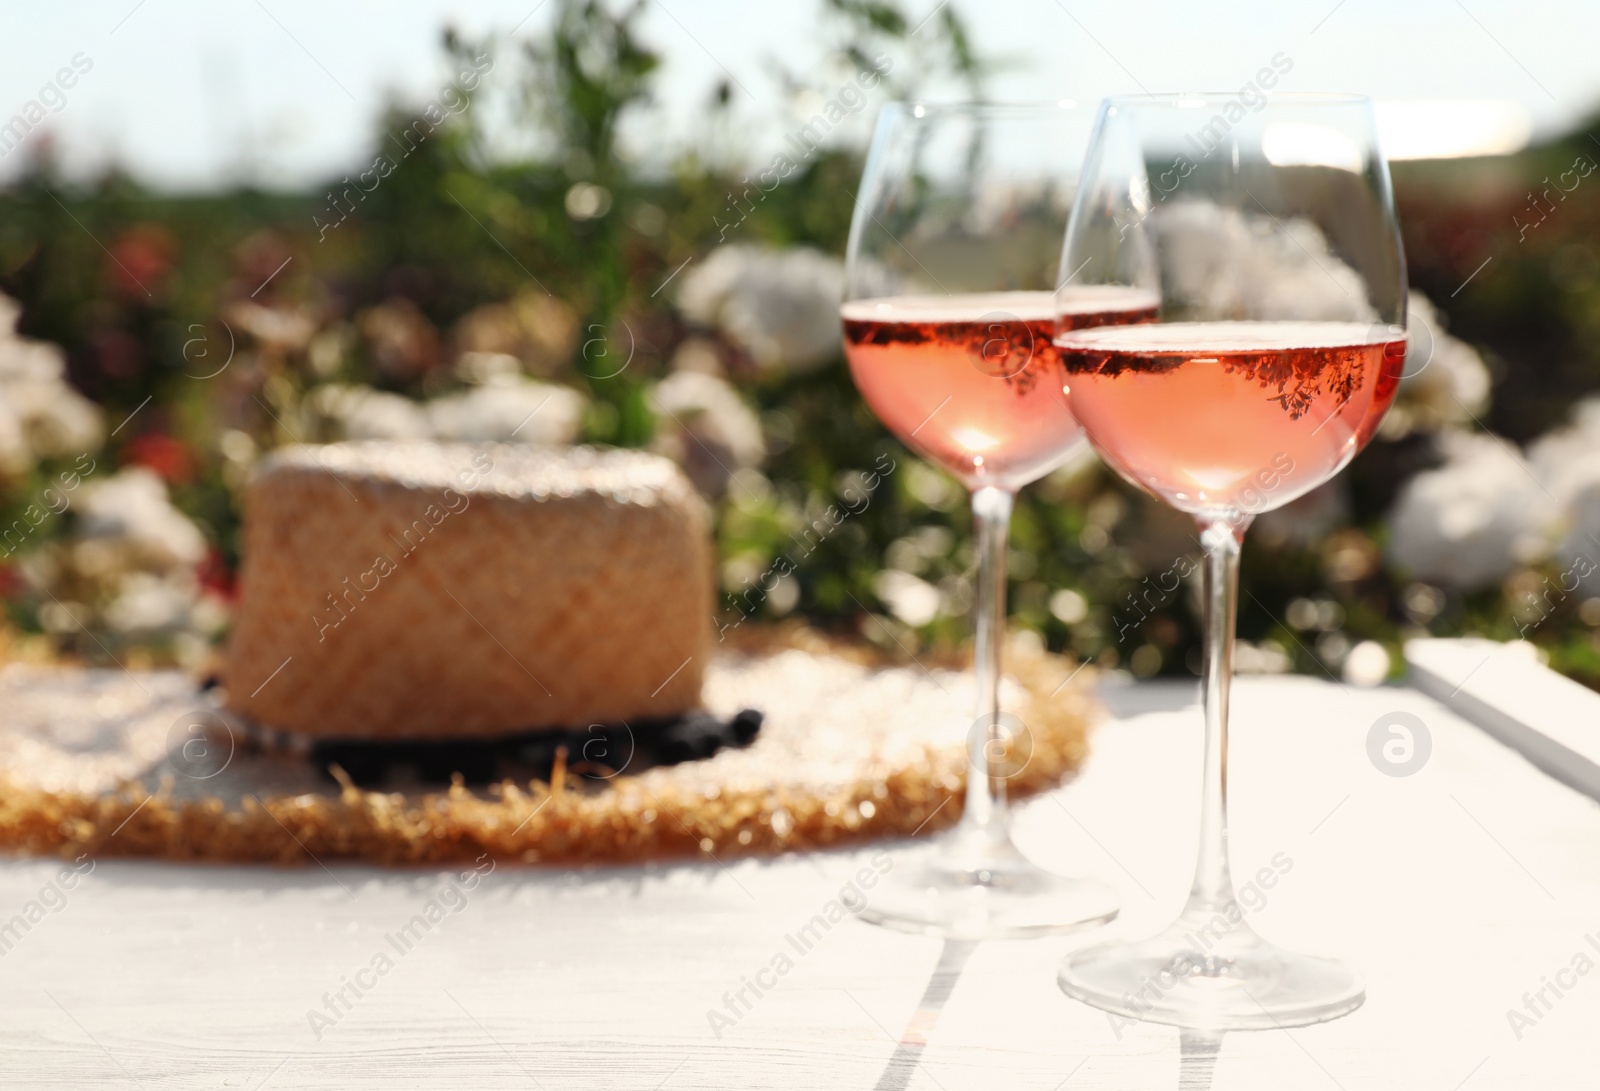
[
  {"left": 1053, "top": 93, "right": 1406, "bottom": 1027},
  {"left": 841, "top": 101, "right": 1155, "bottom": 938}
]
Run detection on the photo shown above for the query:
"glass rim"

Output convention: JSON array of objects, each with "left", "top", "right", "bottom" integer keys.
[{"left": 1102, "top": 91, "right": 1372, "bottom": 109}]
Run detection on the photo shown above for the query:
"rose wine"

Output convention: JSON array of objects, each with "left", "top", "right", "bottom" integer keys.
[
  {"left": 841, "top": 288, "right": 1159, "bottom": 489},
  {"left": 1055, "top": 321, "right": 1405, "bottom": 515}
]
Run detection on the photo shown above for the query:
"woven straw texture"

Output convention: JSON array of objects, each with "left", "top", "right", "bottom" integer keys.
[
  {"left": 224, "top": 442, "right": 712, "bottom": 739},
  {"left": 0, "top": 630, "right": 1097, "bottom": 866}
]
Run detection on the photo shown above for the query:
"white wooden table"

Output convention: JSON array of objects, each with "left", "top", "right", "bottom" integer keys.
[{"left": 2, "top": 649, "right": 1596, "bottom": 1089}]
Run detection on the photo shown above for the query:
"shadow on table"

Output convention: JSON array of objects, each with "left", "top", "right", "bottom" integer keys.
[
  {"left": 857, "top": 936, "right": 1228, "bottom": 1091},
  {"left": 1179, "top": 1029, "right": 1223, "bottom": 1090},
  {"left": 870, "top": 938, "right": 978, "bottom": 1091},
  {"left": 1096, "top": 679, "right": 1198, "bottom": 720}
]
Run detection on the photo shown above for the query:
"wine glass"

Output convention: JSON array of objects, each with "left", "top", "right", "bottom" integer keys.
[
  {"left": 840, "top": 101, "right": 1151, "bottom": 938},
  {"left": 1053, "top": 93, "right": 1406, "bottom": 1027}
]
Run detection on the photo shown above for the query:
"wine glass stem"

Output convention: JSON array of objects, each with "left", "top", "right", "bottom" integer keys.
[
  {"left": 1185, "top": 517, "right": 1246, "bottom": 921},
  {"left": 960, "top": 484, "right": 1014, "bottom": 846}
]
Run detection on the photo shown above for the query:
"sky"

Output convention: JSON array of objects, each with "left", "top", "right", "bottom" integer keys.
[{"left": 0, "top": 0, "right": 1595, "bottom": 193}]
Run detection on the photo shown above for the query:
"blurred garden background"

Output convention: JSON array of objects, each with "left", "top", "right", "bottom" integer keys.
[{"left": 3, "top": 0, "right": 1600, "bottom": 688}]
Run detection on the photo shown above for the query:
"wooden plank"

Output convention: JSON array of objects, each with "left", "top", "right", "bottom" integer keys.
[
  {"left": 1, "top": 675, "right": 1598, "bottom": 1088},
  {"left": 1406, "top": 636, "right": 1600, "bottom": 800}
]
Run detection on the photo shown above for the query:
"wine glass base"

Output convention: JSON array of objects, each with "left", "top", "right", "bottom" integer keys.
[
  {"left": 1057, "top": 921, "right": 1364, "bottom": 1030},
  {"left": 858, "top": 838, "right": 1120, "bottom": 940}
]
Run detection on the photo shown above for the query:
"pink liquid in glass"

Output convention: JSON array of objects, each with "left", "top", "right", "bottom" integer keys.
[
  {"left": 842, "top": 288, "right": 1159, "bottom": 490},
  {"left": 1055, "top": 321, "right": 1405, "bottom": 515}
]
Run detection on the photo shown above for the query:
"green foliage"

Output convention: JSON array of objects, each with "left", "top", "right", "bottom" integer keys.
[{"left": 0, "top": 0, "right": 1596, "bottom": 686}]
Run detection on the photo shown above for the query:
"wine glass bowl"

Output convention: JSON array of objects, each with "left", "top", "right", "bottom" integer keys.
[
  {"left": 842, "top": 285, "right": 1157, "bottom": 490},
  {"left": 1057, "top": 93, "right": 1406, "bottom": 525},
  {"left": 1057, "top": 321, "right": 1405, "bottom": 517},
  {"left": 840, "top": 101, "right": 1132, "bottom": 939},
  {"left": 1053, "top": 93, "right": 1405, "bottom": 1028}
]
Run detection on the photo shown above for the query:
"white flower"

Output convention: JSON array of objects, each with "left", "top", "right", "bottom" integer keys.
[
  {"left": 0, "top": 404, "right": 27, "bottom": 475},
  {"left": 1526, "top": 397, "right": 1600, "bottom": 589},
  {"left": 1151, "top": 201, "right": 1375, "bottom": 322},
  {"left": 1384, "top": 293, "right": 1492, "bottom": 436},
  {"left": 50, "top": 468, "right": 218, "bottom": 645},
  {"left": 651, "top": 371, "right": 764, "bottom": 464},
  {"left": 225, "top": 300, "right": 318, "bottom": 353},
  {"left": 649, "top": 370, "right": 766, "bottom": 495},
  {"left": 425, "top": 375, "right": 585, "bottom": 444},
  {"left": 1385, "top": 431, "right": 1556, "bottom": 590},
  {"left": 310, "top": 377, "right": 585, "bottom": 446},
  {"left": 21, "top": 380, "right": 104, "bottom": 459},
  {"left": 678, "top": 245, "right": 844, "bottom": 372},
  {"left": 310, "top": 385, "right": 431, "bottom": 441},
  {"left": 1254, "top": 481, "right": 1348, "bottom": 550},
  {"left": 454, "top": 351, "right": 524, "bottom": 385},
  {"left": 76, "top": 467, "right": 208, "bottom": 572},
  {"left": 0, "top": 294, "right": 104, "bottom": 473},
  {"left": 1529, "top": 396, "right": 1600, "bottom": 508},
  {"left": 103, "top": 570, "right": 200, "bottom": 635},
  {"left": 1526, "top": 398, "right": 1600, "bottom": 584},
  {"left": 1559, "top": 480, "right": 1600, "bottom": 592},
  {"left": 873, "top": 569, "right": 942, "bottom": 627}
]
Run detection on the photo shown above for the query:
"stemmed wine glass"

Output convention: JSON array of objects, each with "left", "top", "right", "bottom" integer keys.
[
  {"left": 840, "top": 102, "right": 1154, "bottom": 938},
  {"left": 1053, "top": 93, "right": 1406, "bottom": 1026}
]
